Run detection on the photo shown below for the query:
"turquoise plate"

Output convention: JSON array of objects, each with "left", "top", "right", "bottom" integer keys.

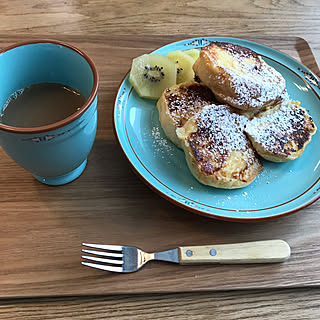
[{"left": 113, "top": 37, "right": 320, "bottom": 221}]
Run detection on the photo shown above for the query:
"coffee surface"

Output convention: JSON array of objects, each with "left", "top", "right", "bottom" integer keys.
[{"left": 0, "top": 82, "right": 86, "bottom": 128}]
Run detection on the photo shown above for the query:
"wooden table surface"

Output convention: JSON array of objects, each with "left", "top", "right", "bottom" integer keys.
[{"left": 1, "top": 0, "right": 320, "bottom": 318}]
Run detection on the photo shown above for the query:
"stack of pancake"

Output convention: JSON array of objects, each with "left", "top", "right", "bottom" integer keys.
[{"left": 156, "top": 42, "right": 317, "bottom": 189}]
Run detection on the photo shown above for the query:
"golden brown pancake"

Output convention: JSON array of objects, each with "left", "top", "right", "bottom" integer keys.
[
  {"left": 193, "top": 41, "right": 287, "bottom": 111},
  {"left": 176, "top": 104, "right": 263, "bottom": 189},
  {"left": 245, "top": 101, "right": 317, "bottom": 162},
  {"left": 157, "top": 82, "right": 217, "bottom": 148}
]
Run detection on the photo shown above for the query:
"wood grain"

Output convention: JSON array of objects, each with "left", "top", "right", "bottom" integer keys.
[
  {"left": 0, "top": 35, "right": 319, "bottom": 298},
  {"left": 0, "top": 0, "right": 320, "bottom": 317},
  {"left": 179, "top": 240, "right": 291, "bottom": 264},
  {"left": 0, "top": 0, "right": 319, "bottom": 61},
  {"left": 1, "top": 288, "right": 320, "bottom": 319}
]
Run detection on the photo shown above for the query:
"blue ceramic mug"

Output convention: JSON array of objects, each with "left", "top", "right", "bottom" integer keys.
[{"left": 0, "top": 40, "right": 99, "bottom": 185}]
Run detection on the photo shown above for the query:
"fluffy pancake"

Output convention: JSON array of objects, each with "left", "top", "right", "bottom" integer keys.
[
  {"left": 245, "top": 100, "right": 317, "bottom": 162},
  {"left": 176, "top": 104, "right": 263, "bottom": 189},
  {"left": 157, "top": 82, "right": 217, "bottom": 148},
  {"left": 193, "top": 41, "right": 287, "bottom": 111}
]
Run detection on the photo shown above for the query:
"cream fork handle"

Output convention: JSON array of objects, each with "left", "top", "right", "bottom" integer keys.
[{"left": 179, "top": 240, "right": 290, "bottom": 264}]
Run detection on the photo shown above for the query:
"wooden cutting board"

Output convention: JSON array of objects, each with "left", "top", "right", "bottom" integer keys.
[{"left": 0, "top": 35, "right": 319, "bottom": 298}]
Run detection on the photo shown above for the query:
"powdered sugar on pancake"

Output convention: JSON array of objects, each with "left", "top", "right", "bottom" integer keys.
[
  {"left": 165, "top": 84, "right": 216, "bottom": 127},
  {"left": 197, "top": 104, "right": 249, "bottom": 153},
  {"left": 206, "top": 42, "right": 287, "bottom": 109},
  {"left": 245, "top": 102, "right": 313, "bottom": 155},
  {"left": 186, "top": 104, "right": 261, "bottom": 177},
  {"left": 225, "top": 57, "right": 286, "bottom": 108},
  {"left": 228, "top": 60, "right": 285, "bottom": 108}
]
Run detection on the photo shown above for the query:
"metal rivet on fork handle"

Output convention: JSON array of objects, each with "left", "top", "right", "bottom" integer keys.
[{"left": 186, "top": 250, "right": 193, "bottom": 257}]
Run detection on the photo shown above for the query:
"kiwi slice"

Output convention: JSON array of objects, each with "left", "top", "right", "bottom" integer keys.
[
  {"left": 129, "top": 54, "right": 177, "bottom": 99},
  {"left": 184, "top": 49, "right": 200, "bottom": 61},
  {"left": 166, "top": 50, "right": 195, "bottom": 84}
]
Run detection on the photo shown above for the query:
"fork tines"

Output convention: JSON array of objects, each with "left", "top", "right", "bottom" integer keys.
[{"left": 81, "top": 243, "right": 124, "bottom": 272}]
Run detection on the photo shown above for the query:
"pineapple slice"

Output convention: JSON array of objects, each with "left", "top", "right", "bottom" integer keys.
[{"left": 129, "top": 54, "right": 177, "bottom": 99}]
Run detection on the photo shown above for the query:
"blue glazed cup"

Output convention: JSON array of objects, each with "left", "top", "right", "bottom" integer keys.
[{"left": 0, "top": 40, "right": 99, "bottom": 185}]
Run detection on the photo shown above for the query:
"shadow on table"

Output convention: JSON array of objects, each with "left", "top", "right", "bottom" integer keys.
[{"left": 31, "top": 137, "right": 312, "bottom": 252}]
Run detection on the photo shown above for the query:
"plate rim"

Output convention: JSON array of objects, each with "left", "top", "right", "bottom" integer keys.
[{"left": 113, "top": 36, "right": 320, "bottom": 222}]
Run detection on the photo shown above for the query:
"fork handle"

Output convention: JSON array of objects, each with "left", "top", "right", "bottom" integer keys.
[{"left": 179, "top": 240, "right": 290, "bottom": 264}]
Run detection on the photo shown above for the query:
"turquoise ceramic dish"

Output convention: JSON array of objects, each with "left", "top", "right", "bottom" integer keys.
[{"left": 113, "top": 37, "right": 320, "bottom": 221}]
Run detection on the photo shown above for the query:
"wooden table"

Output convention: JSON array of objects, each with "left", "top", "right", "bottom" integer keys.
[{"left": 1, "top": 0, "right": 320, "bottom": 318}]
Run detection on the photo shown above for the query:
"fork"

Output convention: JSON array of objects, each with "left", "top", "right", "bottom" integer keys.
[{"left": 81, "top": 240, "right": 291, "bottom": 273}]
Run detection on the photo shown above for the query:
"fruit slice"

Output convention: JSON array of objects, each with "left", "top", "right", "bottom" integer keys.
[
  {"left": 184, "top": 49, "right": 200, "bottom": 61},
  {"left": 166, "top": 50, "right": 195, "bottom": 84},
  {"left": 129, "top": 54, "right": 177, "bottom": 99}
]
